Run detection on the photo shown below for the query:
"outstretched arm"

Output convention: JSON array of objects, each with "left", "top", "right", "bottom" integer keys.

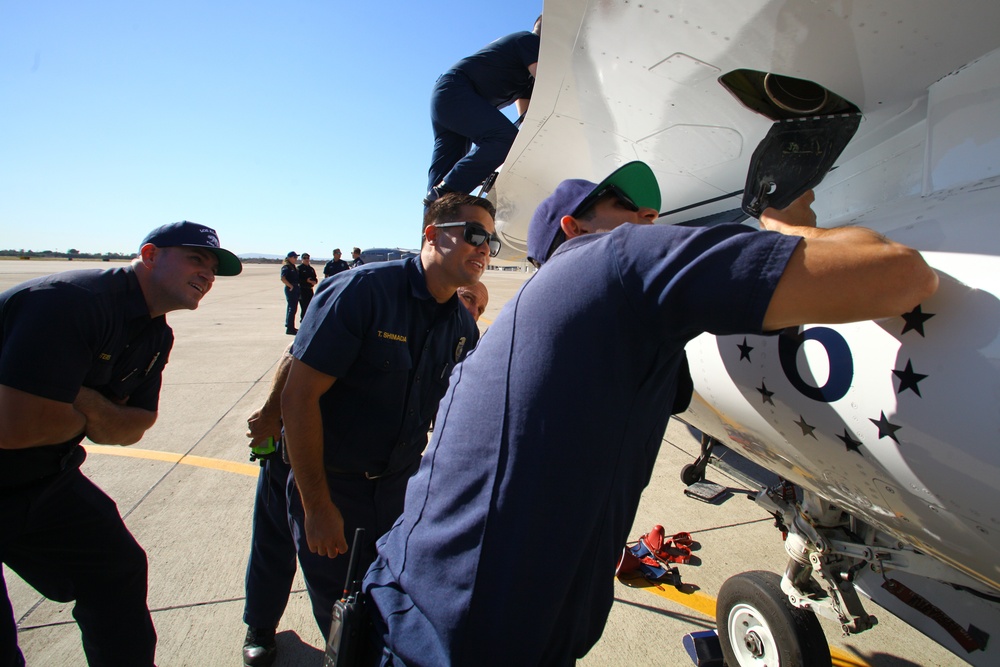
[{"left": 760, "top": 191, "right": 939, "bottom": 330}]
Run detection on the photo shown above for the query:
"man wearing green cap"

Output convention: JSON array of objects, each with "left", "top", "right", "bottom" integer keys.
[
  {"left": 361, "top": 162, "right": 938, "bottom": 665},
  {"left": 0, "top": 221, "right": 240, "bottom": 666}
]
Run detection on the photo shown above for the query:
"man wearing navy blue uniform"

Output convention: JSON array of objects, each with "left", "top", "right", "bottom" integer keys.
[
  {"left": 323, "top": 248, "right": 350, "bottom": 279},
  {"left": 0, "top": 222, "right": 241, "bottom": 667},
  {"left": 280, "top": 252, "right": 300, "bottom": 335},
  {"left": 363, "top": 162, "right": 939, "bottom": 665},
  {"left": 239, "top": 193, "right": 497, "bottom": 663},
  {"left": 297, "top": 253, "right": 318, "bottom": 319},
  {"left": 424, "top": 17, "right": 541, "bottom": 205}
]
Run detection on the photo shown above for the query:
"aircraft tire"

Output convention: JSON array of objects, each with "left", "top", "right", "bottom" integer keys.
[
  {"left": 716, "top": 570, "right": 831, "bottom": 667},
  {"left": 680, "top": 463, "right": 704, "bottom": 486}
]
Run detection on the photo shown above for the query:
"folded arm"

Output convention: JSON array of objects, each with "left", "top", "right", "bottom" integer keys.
[
  {"left": 0, "top": 384, "right": 86, "bottom": 449},
  {"left": 73, "top": 387, "right": 157, "bottom": 445}
]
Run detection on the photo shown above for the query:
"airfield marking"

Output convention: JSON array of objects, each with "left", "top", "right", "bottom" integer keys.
[
  {"left": 83, "top": 444, "right": 260, "bottom": 477},
  {"left": 85, "top": 444, "right": 869, "bottom": 665}
]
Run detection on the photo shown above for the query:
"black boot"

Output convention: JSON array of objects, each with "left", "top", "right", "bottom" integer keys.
[{"left": 243, "top": 626, "right": 277, "bottom": 667}]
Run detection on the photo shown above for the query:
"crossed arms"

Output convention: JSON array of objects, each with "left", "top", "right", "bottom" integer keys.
[{"left": 0, "top": 384, "right": 157, "bottom": 450}]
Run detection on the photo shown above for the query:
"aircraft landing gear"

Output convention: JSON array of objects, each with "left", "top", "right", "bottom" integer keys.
[
  {"left": 716, "top": 571, "right": 832, "bottom": 667},
  {"left": 681, "top": 433, "right": 715, "bottom": 486}
]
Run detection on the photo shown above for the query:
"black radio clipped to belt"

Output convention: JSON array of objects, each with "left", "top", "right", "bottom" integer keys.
[{"left": 323, "top": 527, "right": 373, "bottom": 667}]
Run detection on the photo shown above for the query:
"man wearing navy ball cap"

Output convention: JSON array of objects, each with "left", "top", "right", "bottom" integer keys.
[{"left": 0, "top": 221, "right": 240, "bottom": 666}]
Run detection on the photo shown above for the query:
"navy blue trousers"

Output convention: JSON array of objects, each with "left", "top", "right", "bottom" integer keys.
[
  {"left": 286, "top": 460, "right": 417, "bottom": 638},
  {"left": 427, "top": 72, "right": 520, "bottom": 196},
  {"left": 299, "top": 288, "right": 314, "bottom": 322},
  {"left": 284, "top": 286, "right": 299, "bottom": 330},
  {"left": 243, "top": 454, "right": 297, "bottom": 630},
  {"left": 0, "top": 467, "right": 155, "bottom": 667}
]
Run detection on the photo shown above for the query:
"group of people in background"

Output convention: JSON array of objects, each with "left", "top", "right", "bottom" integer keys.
[{"left": 279, "top": 247, "right": 363, "bottom": 335}]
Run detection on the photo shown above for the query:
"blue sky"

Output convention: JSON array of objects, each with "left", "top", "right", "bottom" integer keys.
[{"left": 1, "top": 0, "right": 541, "bottom": 257}]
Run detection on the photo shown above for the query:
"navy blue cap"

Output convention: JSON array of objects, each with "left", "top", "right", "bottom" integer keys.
[
  {"left": 140, "top": 221, "right": 242, "bottom": 276},
  {"left": 527, "top": 161, "right": 661, "bottom": 267}
]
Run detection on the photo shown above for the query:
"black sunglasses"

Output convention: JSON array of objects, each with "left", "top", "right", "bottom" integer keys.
[
  {"left": 434, "top": 222, "right": 502, "bottom": 257},
  {"left": 572, "top": 183, "right": 640, "bottom": 217}
]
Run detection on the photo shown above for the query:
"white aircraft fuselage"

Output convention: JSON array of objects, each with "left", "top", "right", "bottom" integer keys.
[{"left": 492, "top": 1, "right": 1000, "bottom": 662}]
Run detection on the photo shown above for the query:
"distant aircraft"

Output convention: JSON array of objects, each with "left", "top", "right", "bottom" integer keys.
[
  {"left": 489, "top": 1, "right": 1000, "bottom": 665},
  {"left": 358, "top": 248, "right": 418, "bottom": 264}
]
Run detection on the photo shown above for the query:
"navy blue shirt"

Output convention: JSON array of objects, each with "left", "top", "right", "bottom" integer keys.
[
  {"left": 323, "top": 258, "right": 350, "bottom": 277},
  {"left": 364, "top": 223, "right": 801, "bottom": 665},
  {"left": 297, "top": 263, "right": 317, "bottom": 292},
  {"left": 451, "top": 31, "right": 539, "bottom": 109},
  {"left": 0, "top": 267, "right": 173, "bottom": 486},
  {"left": 291, "top": 256, "right": 479, "bottom": 476},
  {"left": 281, "top": 263, "right": 299, "bottom": 290}
]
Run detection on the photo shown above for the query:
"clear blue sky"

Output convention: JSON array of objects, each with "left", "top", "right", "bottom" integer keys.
[{"left": 1, "top": 0, "right": 541, "bottom": 257}]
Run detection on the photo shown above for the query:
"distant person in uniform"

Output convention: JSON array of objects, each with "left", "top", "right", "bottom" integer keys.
[
  {"left": 0, "top": 221, "right": 241, "bottom": 667},
  {"left": 297, "top": 253, "right": 318, "bottom": 319},
  {"left": 424, "top": 15, "right": 541, "bottom": 206},
  {"left": 457, "top": 282, "right": 489, "bottom": 322},
  {"left": 349, "top": 247, "right": 364, "bottom": 268},
  {"left": 323, "top": 248, "right": 349, "bottom": 279},
  {"left": 280, "top": 252, "right": 299, "bottom": 335},
  {"left": 363, "top": 162, "right": 940, "bottom": 665},
  {"left": 279, "top": 193, "right": 497, "bottom": 643}
]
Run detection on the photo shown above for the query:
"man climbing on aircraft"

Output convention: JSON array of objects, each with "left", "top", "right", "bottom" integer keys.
[
  {"left": 363, "top": 161, "right": 939, "bottom": 665},
  {"left": 0, "top": 222, "right": 241, "bottom": 667},
  {"left": 423, "top": 16, "right": 541, "bottom": 207}
]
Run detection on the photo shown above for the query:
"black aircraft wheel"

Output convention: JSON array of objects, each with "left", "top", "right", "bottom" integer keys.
[
  {"left": 680, "top": 463, "right": 704, "bottom": 486},
  {"left": 716, "top": 571, "right": 831, "bottom": 667}
]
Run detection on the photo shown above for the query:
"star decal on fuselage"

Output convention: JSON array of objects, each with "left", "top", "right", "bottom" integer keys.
[
  {"left": 870, "top": 411, "right": 902, "bottom": 444},
  {"left": 794, "top": 415, "right": 817, "bottom": 439},
  {"left": 901, "top": 305, "right": 935, "bottom": 337},
  {"left": 837, "top": 429, "right": 864, "bottom": 455},
  {"left": 893, "top": 359, "right": 928, "bottom": 397},
  {"left": 757, "top": 381, "right": 775, "bottom": 406},
  {"left": 738, "top": 337, "right": 754, "bottom": 362}
]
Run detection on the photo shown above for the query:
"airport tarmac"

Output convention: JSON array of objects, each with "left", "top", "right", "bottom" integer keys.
[{"left": 1, "top": 260, "right": 965, "bottom": 666}]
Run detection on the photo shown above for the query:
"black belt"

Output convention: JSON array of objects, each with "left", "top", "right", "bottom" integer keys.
[{"left": 326, "top": 465, "right": 388, "bottom": 480}]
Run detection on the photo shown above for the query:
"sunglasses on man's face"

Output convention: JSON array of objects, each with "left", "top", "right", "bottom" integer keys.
[
  {"left": 434, "top": 222, "right": 502, "bottom": 257},
  {"left": 573, "top": 184, "right": 640, "bottom": 217}
]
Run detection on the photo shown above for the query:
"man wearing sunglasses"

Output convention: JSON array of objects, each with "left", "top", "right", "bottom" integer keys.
[
  {"left": 243, "top": 193, "right": 493, "bottom": 661},
  {"left": 363, "top": 161, "right": 939, "bottom": 665}
]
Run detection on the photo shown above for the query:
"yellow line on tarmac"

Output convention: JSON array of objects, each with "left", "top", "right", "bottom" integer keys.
[
  {"left": 624, "top": 577, "right": 870, "bottom": 667},
  {"left": 83, "top": 444, "right": 260, "bottom": 477}
]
